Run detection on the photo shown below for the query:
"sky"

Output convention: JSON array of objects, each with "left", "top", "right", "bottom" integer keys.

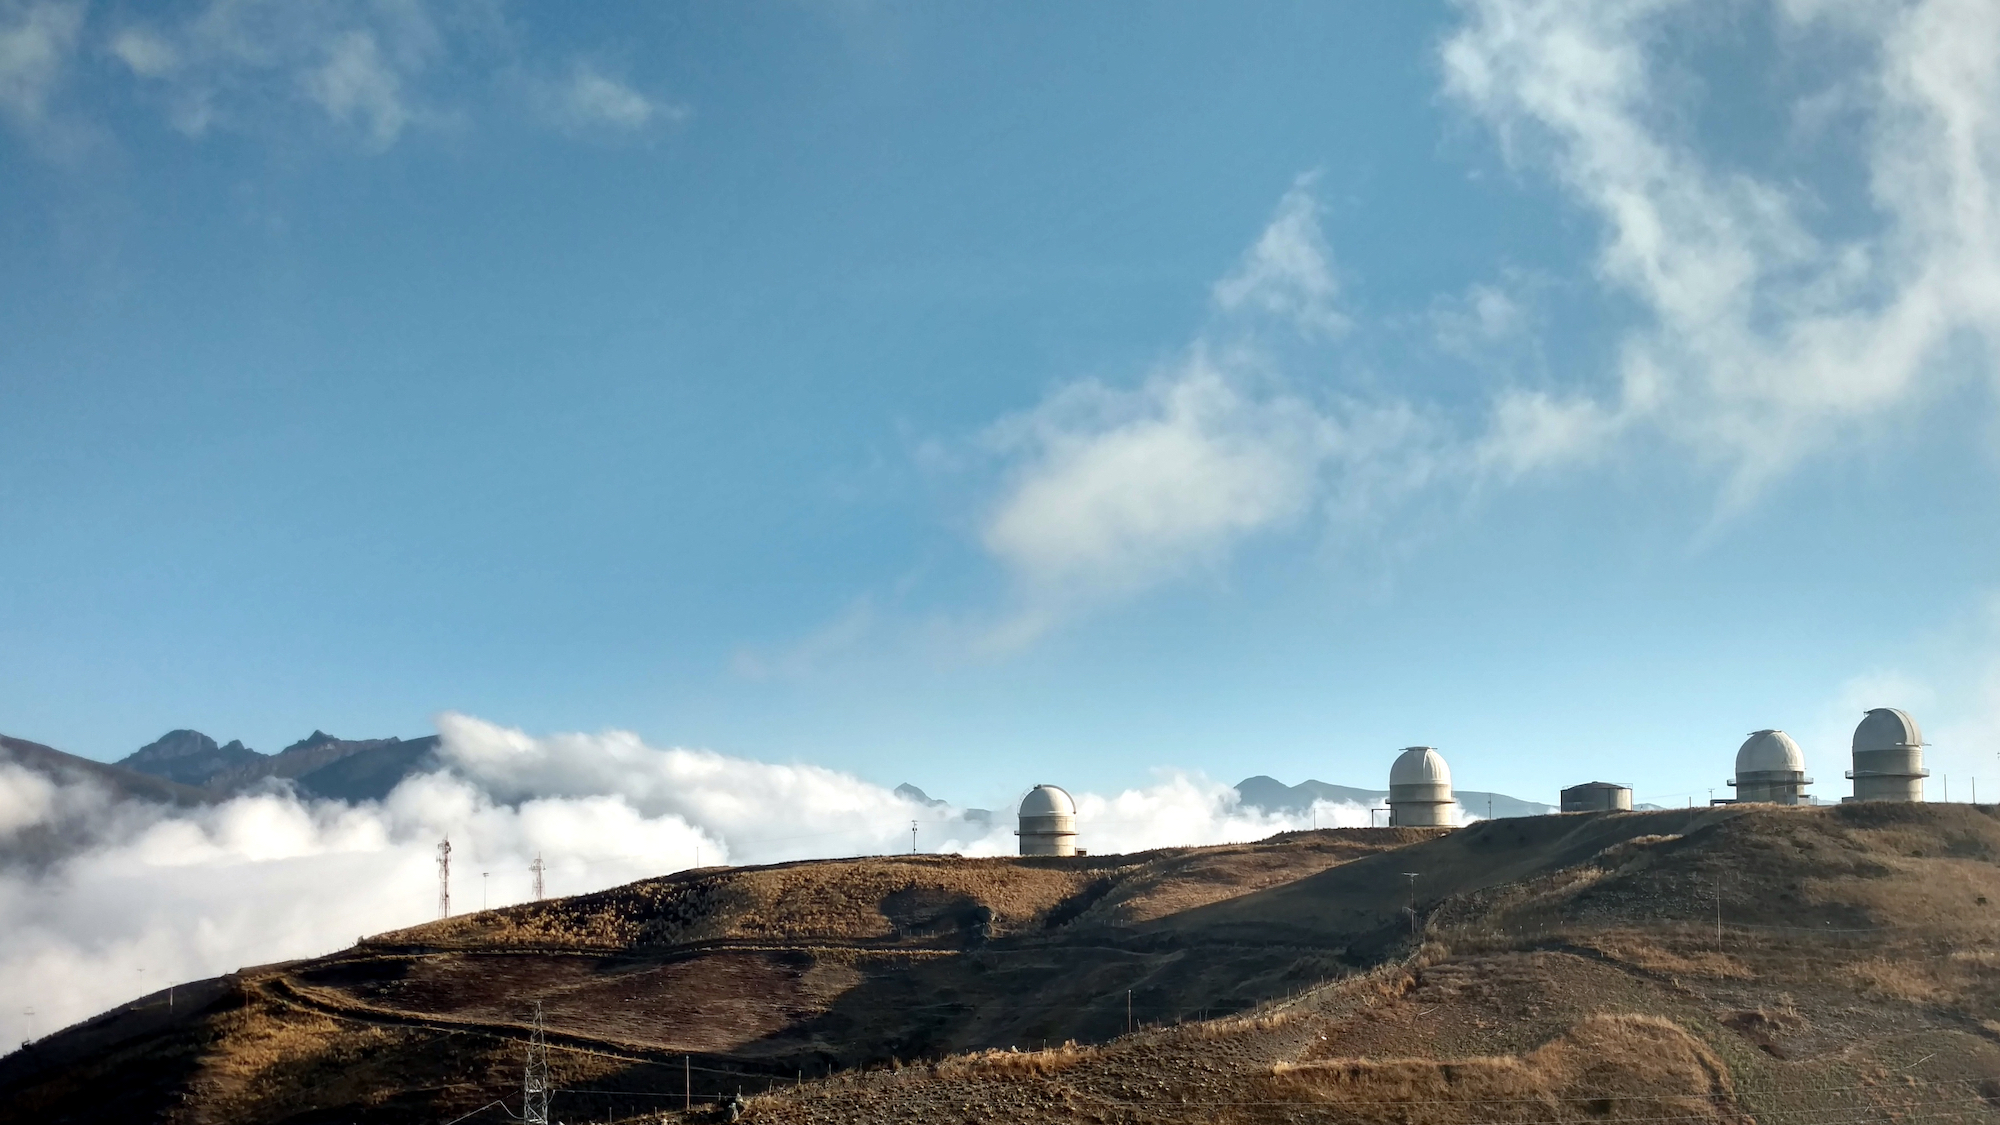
[{"left": 5, "top": 0, "right": 2000, "bottom": 814}]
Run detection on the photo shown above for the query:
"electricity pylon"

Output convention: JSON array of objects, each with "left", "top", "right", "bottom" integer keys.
[{"left": 524, "top": 1001, "right": 551, "bottom": 1125}]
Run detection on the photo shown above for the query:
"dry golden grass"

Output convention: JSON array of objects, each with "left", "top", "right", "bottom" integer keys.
[
  {"left": 378, "top": 856, "right": 1125, "bottom": 951},
  {"left": 184, "top": 996, "right": 406, "bottom": 1123},
  {"left": 1264, "top": 1014, "right": 1749, "bottom": 1124},
  {"left": 1842, "top": 955, "right": 1959, "bottom": 1005},
  {"left": 1574, "top": 929, "right": 1754, "bottom": 980},
  {"left": 931, "top": 1041, "right": 1100, "bottom": 1078},
  {"left": 1084, "top": 833, "right": 1417, "bottom": 925}
]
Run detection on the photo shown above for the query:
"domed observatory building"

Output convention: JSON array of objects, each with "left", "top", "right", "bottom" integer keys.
[
  {"left": 1846, "top": 707, "right": 1927, "bottom": 803},
  {"left": 1388, "top": 746, "right": 1456, "bottom": 827},
  {"left": 1728, "top": 730, "right": 1813, "bottom": 805},
  {"left": 1016, "top": 784, "right": 1079, "bottom": 856}
]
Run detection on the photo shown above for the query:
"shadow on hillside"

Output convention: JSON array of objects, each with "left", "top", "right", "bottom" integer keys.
[{"left": 0, "top": 974, "right": 242, "bottom": 1122}]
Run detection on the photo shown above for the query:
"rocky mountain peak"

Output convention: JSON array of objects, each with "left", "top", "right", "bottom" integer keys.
[{"left": 117, "top": 730, "right": 265, "bottom": 789}]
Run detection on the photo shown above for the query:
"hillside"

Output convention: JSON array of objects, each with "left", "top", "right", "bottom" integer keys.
[{"left": 6, "top": 803, "right": 2000, "bottom": 1124}]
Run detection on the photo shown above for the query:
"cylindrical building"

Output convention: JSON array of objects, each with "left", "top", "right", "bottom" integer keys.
[
  {"left": 1846, "top": 707, "right": 1927, "bottom": 802},
  {"left": 1561, "top": 781, "right": 1633, "bottom": 813},
  {"left": 1729, "top": 730, "right": 1812, "bottom": 805},
  {"left": 1016, "top": 784, "right": 1078, "bottom": 856},
  {"left": 1388, "top": 746, "right": 1455, "bottom": 827}
]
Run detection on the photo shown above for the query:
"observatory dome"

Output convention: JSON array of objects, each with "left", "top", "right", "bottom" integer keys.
[
  {"left": 1016, "top": 784, "right": 1078, "bottom": 856},
  {"left": 1729, "top": 729, "right": 1811, "bottom": 805},
  {"left": 1848, "top": 707, "right": 1927, "bottom": 802},
  {"left": 1389, "top": 746, "right": 1451, "bottom": 788},
  {"left": 1018, "top": 784, "right": 1077, "bottom": 818},
  {"left": 1387, "top": 746, "right": 1455, "bottom": 828},
  {"left": 1735, "top": 730, "right": 1804, "bottom": 775},
  {"left": 1853, "top": 708, "right": 1922, "bottom": 754}
]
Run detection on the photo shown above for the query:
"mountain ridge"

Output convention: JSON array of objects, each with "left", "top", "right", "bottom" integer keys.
[{"left": 1234, "top": 773, "right": 1554, "bottom": 819}]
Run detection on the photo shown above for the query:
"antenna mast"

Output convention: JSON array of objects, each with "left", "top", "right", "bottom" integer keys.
[
  {"left": 437, "top": 837, "right": 452, "bottom": 919},
  {"left": 530, "top": 853, "right": 546, "bottom": 901},
  {"left": 523, "top": 1000, "right": 552, "bottom": 1125}
]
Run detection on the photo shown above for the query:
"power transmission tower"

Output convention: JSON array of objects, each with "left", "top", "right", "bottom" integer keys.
[
  {"left": 437, "top": 837, "right": 452, "bottom": 919},
  {"left": 523, "top": 1001, "right": 552, "bottom": 1125},
  {"left": 531, "top": 853, "right": 546, "bottom": 901}
]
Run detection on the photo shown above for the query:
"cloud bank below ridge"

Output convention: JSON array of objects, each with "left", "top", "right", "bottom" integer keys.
[{"left": 0, "top": 713, "right": 1375, "bottom": 1048}]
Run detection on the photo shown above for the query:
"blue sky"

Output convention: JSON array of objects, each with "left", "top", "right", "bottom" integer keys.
[{"left": 4, "top": 0, "right": 1999, "bottom": 810}]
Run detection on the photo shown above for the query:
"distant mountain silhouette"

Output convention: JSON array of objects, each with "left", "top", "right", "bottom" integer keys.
[
  {"left": 291, "top": 737, "right": 442, "bottom": 802},
  {"left": 897, "top": 783, "right": 992, "bottom": 824},
  {"left": 117, "top": 730, "right": 263, "bottom": 788},
  {"left": 0, "top": 733, "right": 217, "bottom": 867},
  {"left": 115, "top": 728, "right": 443, "bottom": 799},
  {"left": 896, "top": 783, "right": 948, "bottom": 807},
  {"left": 1234, "top": 775, "right": 1553, "bottom": 820},
  {"left": 3, "top": 733, "right": 214, "bottom": 807}
]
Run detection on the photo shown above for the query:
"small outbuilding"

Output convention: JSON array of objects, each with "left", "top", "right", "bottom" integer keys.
[
  {"left": 1016, "top": 785, "right": 1079, "bottom": 856},
  {"left": 1388, "top": 746, "right": 1455, "bottom": 827},
  {"left": 1561, "top": 781, "right": 1633, "bottom": 813}
]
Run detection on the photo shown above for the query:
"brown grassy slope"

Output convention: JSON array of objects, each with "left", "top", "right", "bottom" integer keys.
[
  {"left": 740, "top": 804, "right": 2000, "bottom": 1125},
  {"left": 13, "top": 805, "right": 2000, "bottom": 1125},
  {"left": 373, "top": 828, "right": 1430, "bottom": 952},
  {"left": 0, "top": 828, "right": 1421, "bottom": 1124}
]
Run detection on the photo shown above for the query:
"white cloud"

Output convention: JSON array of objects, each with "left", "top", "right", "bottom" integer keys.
[
  {"left": 0, "top": 714, "right": 1342, "bottom": 1047},
  {"left": 102, "top": 1, "right": 446, "bottom": 145},
  {"left": 537, "top": 62, "right": 683, "bottom": 134},
  {"left": 982, "top": 353, "right": 1334, "bottom": 603},
  {"left": 0, "top": 0, "right": 82, "bottom": 129},
  {"left": 0, "top": 762, "right": 57, "bottom": 835},
  {"left": 1431, "top": 278, "right": 1534, "bottom": 358},
  {"left": 1442, "top": 0, "right": 2000, "bottom": 500},
  {"left": 1212, "top": 176, "right": 1349, "bottom": 337},
  {"left": 1475, "top": 388, "right": 1622, "bottom": 477},
  {"left": 968, "top": 183, "right": 1442, "bottom": 642},
  {"left": 106, "top": 26, "right": 177, "bottom": 79},
  {"left": 300, "top": 29, "right": 408, "bottom": 148}
]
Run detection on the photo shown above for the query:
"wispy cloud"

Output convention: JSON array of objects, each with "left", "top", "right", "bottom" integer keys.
[
  {"left": 99, "top": 0, "right": 449, "bottom": 146},
  {"left": 966, "top": 181, "right": 1438, "bottom": 646},
  {"left": 0, "top": 0, "right": 83, "bottom": 135},
  {"left": 1, "top": 1, "right": 686, "bottom": 152},
  {"left": 534, "top": 61, "right": 685, "bottom": 136},
  {"left": 981, "top": 355, "right": 1335, "bottom": 604},
  {"left": 1442, "top": 0, "right": 2000, "bottom": 503},
  {"left": 1211, "top": 175, "right": 1349, "bottom": 337},
  {"left": 862, "top": 0, "right": 2000, "bottom": 654},
  {"left": 300, "top": 28, "right": 411, "bottom": 149}
]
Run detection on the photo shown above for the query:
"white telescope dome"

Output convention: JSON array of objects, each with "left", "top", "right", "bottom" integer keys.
[
  {"left": 1018, "top": 784, "right": 1077, "bottom": 818},
  {"left": 1852, "top": 708, "right": 1922, "bottom": 755},
  {"left": 1848, "top": 707, "right": 1927, "bottom": 802},
  {"left": 1389, "top": 746, "right": 1451, "bottom": 788},
  {"left": 1735, "top": 730, "right": 1804, "bottom": 775},
  {"left": 1017, "top": 784, "right": 1079, "bottom": 856}
]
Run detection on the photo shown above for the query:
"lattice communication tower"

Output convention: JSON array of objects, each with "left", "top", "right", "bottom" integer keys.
[{"left": 436, "top": 837, "right": 451, "bottom": 919}]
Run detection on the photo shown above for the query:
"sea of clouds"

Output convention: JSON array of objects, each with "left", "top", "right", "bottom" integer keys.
[{"left": 0, "top": 712, "right": 1391, "bottom": 1048}]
